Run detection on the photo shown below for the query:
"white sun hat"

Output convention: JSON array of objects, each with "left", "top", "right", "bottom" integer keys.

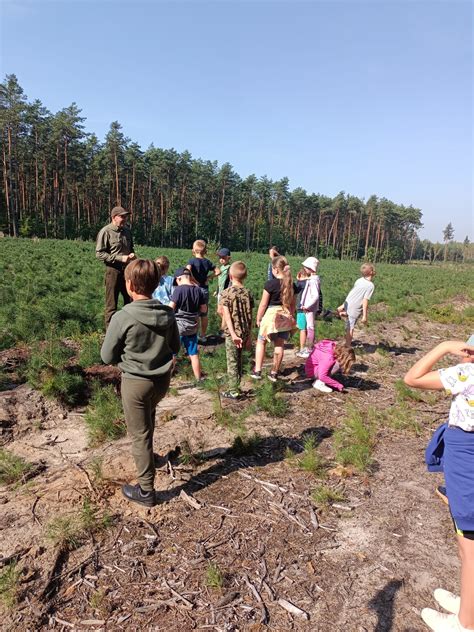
[{"left": 302, "top": 257, "right": 319, "bottom": 272}]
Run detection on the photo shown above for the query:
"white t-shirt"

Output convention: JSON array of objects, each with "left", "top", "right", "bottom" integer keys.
[
  {"left": 345, "top": 277, "right": 375, "bottom": 318},
  {"left": 438, "top": 363, "right": 474, "bottom": 431}
]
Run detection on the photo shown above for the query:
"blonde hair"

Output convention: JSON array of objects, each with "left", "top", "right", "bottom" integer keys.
[
  {"left": 125, "top": 259, "right": 161, "bottom": 296},
  {"left": 361, "top": 262, "right": 375, "bottom": 277},
  {"left": 230, "top": 261, "right": 247, "bottom": 281},
  {"left": 334, "top": 342, "right": 356, "bottom": 375},
  {"left": 155, "top": 255, "right": 170, "bottom": 273},
  {"left": 192, "top": 239, "right": 207, "bottom": 255},
  {"left": 272, "top": 255, "right": 294, "bottom": 310}
]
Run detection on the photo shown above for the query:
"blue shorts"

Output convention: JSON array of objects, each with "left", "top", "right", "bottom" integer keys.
[
  {"left": 296, "top": 312, "right": 307, "bottom": 330},
  {"left": 444, "top": 426, "right": 474, "bottom": 532},
  {"left": 258, "top": 330, "right": 291, "bottom": 343},
  {"left": 180, "top": 334, "right": 199, "bottom": 356}
]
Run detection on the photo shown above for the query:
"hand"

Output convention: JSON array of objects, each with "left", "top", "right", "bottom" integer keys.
[
  {"left": 442, "top": 341, "right": 474, "bottom": 358},
  {"left": 232, "top": 335, "right": 243, "bottom": 348},
  {"left": 361, "top": 317, "right": 368, "bottom": 325},
  {"left": 129, "top": 252, "right": 136, "bottom": 260},
  {"left": 256, "top": 319, "right": 261, "bottom": 328}
]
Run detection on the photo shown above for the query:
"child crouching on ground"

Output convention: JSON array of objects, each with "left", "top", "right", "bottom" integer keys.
[
  {"left": 169, "top": 267, "right": 207, "bottom": 381},
  {"left": 404, "top": 340, "right": 474, "bottom": 632},
  {"left": 101, "top": 259, "right": 180, "bottom": 507},
  {"left": 305, "top": 340, "right": 355, "bottom": 393},
  {"left": 338, "top": 263, "right": 376, "bottom": 346},
  {"left": 220, "top": 261, "right": 254, "bottom": 399}
]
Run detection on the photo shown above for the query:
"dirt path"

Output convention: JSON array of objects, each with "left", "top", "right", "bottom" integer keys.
[{"left": 0, "top": 315, "right": 470, "bottom": 631}]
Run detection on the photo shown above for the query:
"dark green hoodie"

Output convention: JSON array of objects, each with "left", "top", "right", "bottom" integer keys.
[{"left": 101, "top": 299, "right": 180, "bottom": 379}]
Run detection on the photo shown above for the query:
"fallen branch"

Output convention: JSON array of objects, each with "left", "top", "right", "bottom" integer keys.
[
  {"left": 277, "top": 597, "right": 310, "bottom": 620},
  {"left": 162, "top": 578, "right": 194, "bottom": 609},
  {"left": 179, "top": 490, "right": 202, "bottom": 510}
]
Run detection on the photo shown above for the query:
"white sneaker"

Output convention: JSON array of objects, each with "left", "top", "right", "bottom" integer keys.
[
  {"left": 296, "top": 349, "right": 310, "bottom": 358},
  {"left": 312, "top": 379, "right": 332, "bottom": 393},
  {"left": 421, "top": 608, "right": 465, "bottom": 631},
  {"left": 434, "top": 589, "right": 460, "bottom": 615}
]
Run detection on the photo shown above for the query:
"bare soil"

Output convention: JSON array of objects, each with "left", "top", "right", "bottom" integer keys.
[{"left": 0, "top": 315, "right": 470, "bottom": 631}]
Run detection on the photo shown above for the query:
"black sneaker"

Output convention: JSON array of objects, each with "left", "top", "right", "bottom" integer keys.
[
  {"left": 436, "top": 485, "right": 449, "bottom": 506},
  {"left": 250, "top": 369, "right": 262, "bottom": 380},
  {"left": 122, "top": 484, "right": 158, "bottom": 507},
  {"left": 222, "top": 390, "right": 241, "bottom": 400},
  {"left": 267, "top": 371, "right": 278, "bottom": 383}
]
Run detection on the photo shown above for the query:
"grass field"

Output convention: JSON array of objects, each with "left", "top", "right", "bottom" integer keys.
[{"left": 1, "top": 237, "right": 473, "bottom": 354}]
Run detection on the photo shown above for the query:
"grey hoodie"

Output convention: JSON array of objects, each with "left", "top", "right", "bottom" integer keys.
[{"left": 101, "top": 299, "right": 180, "bottom": 379}]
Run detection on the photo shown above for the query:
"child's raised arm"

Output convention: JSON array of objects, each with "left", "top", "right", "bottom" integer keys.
[{"left": 404, "top": 341, "right": 474, "bottom": 390}]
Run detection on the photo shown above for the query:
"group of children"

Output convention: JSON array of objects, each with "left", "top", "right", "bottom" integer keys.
[{"left": 100, "top": 241, "right": 376, "bottom": 506}]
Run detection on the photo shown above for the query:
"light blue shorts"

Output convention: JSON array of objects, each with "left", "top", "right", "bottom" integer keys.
[{"left": 296, "top": 312, "right": 307, "bottom": 330}]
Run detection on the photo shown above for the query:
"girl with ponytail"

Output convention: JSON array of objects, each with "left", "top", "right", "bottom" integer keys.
[{"left": 251, "top": 255, "right": 297, "bottom": 382}]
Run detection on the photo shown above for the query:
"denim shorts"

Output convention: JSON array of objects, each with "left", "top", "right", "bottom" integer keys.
[
  {"left": 296, "top": 312, "right": 307, "bottom": 330},
  {"left": 180, "top": 334, "right": 199, "bottom": 356},
  {"left": 344, "top": 302, "right": 359, "bottom": 331},
  {"left": 258, "top": 330, "right": 291, "bottom": 343}
]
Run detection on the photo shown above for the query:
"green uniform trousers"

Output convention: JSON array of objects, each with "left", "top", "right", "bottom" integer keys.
[
  {"left": 121, "top": 372, "right": 171, "bottom": 491},
  {"left": 105, "top": 266, "right": 131, "bottom": 329},
  {"left": 225, "top": 336, "right": 243, "bottom": 392}
]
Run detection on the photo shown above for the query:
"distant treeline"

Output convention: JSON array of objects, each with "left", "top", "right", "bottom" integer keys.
[{"left": 1, "top": 73, "right": 469, "bottom": 263}]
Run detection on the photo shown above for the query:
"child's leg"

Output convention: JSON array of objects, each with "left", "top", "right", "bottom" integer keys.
[
  {"left": 305, "top": 311, "right": 315, "bottom": 348},
  {"left": 200, "top": 288, "right": 210, "bottom": 337},
  {"left": 345, "top": 328, "right": 353, "bottom": 346},
  {"left": 121, "top": 377, "right": 157, "bottom": 492},
  {"left": 189, "top": 354, "right": 201, "bottom": 379},
  {"left": 458, "top": 534, "right": 474, "bottom": 628},
  {"left": 254, "top": 339, "right": 266, "bottom": 372},
  {"left": 272, "top": 338, "right": 285, "bottom": 373},
  {"left": 225, "top": 336, "right": 240, "bottom": 392},
  {"left": 299, "top": 328, "right": 307, "bottom": 350}
]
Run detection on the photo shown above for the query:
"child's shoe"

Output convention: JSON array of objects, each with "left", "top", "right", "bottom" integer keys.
[
  {"left": 250, "top": 369, "right": 262, "bottom": 380},
  {"left": 433, "top": 589, "right": 460, "bottom": 615},
  {"left": 312, "top": 379, "right": 332, "bottom": 393},
  {"left": 198, "top": 335, "right": 207, "bottom": 344},
  {"left": 296, "top": 349, "right": 310, "bottom": 359},
  {"left": 222, "top": 390, "right": 241, "bottom": 400},
  {"left": 421, "top": 609, "right": 466, "bottom": 631},
  {"left": 267, "top": 371, "right": 279, "bottom": 383},
  {"left": 122, "top": 484, "right": 158, "bottom": 507}
]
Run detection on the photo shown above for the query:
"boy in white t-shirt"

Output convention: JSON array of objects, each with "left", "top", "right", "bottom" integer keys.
[{"left": 337, "top": 263, "right": 375, "bottom": 346}]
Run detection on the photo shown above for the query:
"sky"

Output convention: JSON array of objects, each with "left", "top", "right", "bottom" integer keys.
[{"left": 1, "top": 0, "right": 472, "bottom": 241}]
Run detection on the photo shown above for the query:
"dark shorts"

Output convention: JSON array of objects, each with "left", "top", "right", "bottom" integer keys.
[
  {"left": 180, "top": 334, "right": 199, "bottom": 356},
  {"left": 200, "top": 287, "right": 209, "bottom": 316}
]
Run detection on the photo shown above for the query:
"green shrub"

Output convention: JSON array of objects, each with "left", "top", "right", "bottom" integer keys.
[
  {"left": 77, "top": 333, "right": 102, "bottom": 368},
  {"left": 231, "top": 433, "right": 262, "bottom": 457},
  {"left": 0, "top": 448, "right": 34, "bottom": 485},
  {"left": 205, "top": 561, "right": 224, "bottom": 589},
  {"left": 311, "top": 484, "right": 345, "bottom": 507},
  {"left": 256, "top": 381, "right": 289, "bottom": 417},
  {"left": 334, "top": 406, "right": 376, "bottom": 472},
  {"left": 84, "top": 383, "right": 126, "bottom": 445},
  {"left": 0, "top": 562, "right": 20, "bottom": 609},
  {"left": 287, "top": 435, "right": 327, "bottom": 476},
  {"left": 46, "top": 497, "right": 112, "bottom": 550}
]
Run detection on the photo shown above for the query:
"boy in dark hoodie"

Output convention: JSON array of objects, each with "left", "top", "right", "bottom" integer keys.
[{"left": 101, "top": 259, "right": 180, "bottom": 507}]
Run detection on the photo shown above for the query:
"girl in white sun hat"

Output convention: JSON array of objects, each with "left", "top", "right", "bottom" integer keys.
[{"left": 297, "top": 257, "right": 321, "bottom": 358}]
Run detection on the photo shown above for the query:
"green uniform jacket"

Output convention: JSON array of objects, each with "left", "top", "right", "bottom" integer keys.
[
  {"left": 96, "top": 222, "right": 134, "bottom": 267},
  {"left": 101, "top": 300, "right": 180, "bottom": 379}
]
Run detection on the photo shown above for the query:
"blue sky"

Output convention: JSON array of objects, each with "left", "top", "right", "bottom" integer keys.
[{"left": 1, "top": 0, "right": 472, "bottom": 241}]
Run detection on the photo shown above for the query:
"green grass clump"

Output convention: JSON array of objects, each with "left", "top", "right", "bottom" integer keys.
[
  {"left": 394, "top": 379, "right": 425, "bottom": 402},
  {"left": 205, "top": 562, "right": 224, "bottom": 589},
  {"left": 231, "top": 433, "right": 262, "bottom": 457},
  {"left": 255, "top": 381, "right": 289, "bottom": 418},
  {"left": 77, "top": 333, "right": 102, "bottom": 368},
  {"left": 379, "top": 402, "right": 422, "bottom": 435},
  {"left": 25, "top": 336, "right": 84, "bottom": 405},
  {"left": 334, "top": 406, "right": 376, "bottom": 472},
  {"left": 0, "top": 562, "right": 20, "bottom": 609},
  {"left": 84, "top": 383, "right": 126, "bottom": 445},
  {"left": 311, "top": 484, "right": 345, "bottom": 507},
  {"left": 287, "top": 436, "right": 327, "bottom": 477},
  {"left": 46, "top": 497, "right": 112, "bottom": 550},
  {"left": 0, "top": 449, "right": 34, "bottom": 485}
]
